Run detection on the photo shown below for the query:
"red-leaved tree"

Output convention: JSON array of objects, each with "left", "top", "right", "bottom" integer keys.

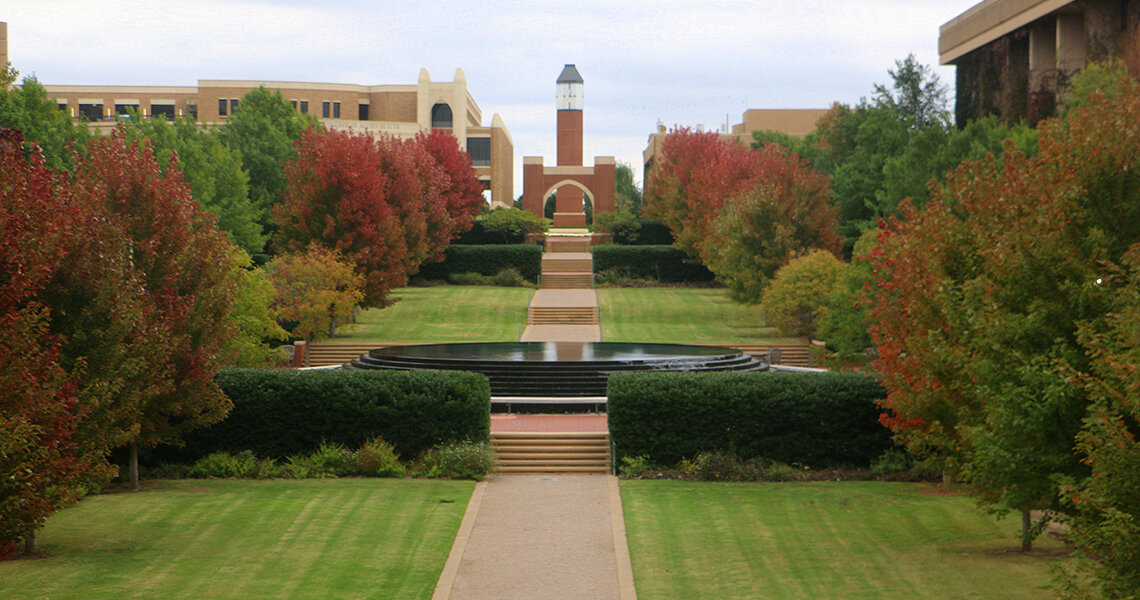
[
  {"left": 0, "top": 132, "right": 89, "bottom": 557},
  {"left": 645, "top": 128, "right": 840, "bottom": 301},
  {"left": 67, "top": 128, "right": 241, "bottom": 488},
  {"left": 274, "top": 128, "right": 482, "bottom": 307}
]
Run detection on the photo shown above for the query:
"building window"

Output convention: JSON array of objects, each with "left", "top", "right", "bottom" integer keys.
[
  {"left": 358, "top": 103, "right": 369, "bottom": 121},
  {"left": 115, "top": 104, "right": 139, "bottom": 117},
  {"left": 151, "top": 104, "right": 176, "bottom": 120},
  {"left": 333, "top": 101, "right": 341, "bottom": 119},
  {"left": 56, "top": 102, "right": 68, "bottom": 112},
  {"left": 431, "top": 103, "right": 453, "bottom": 128},
  {"left": 467, "top": 137, "right": 491, "bottom": 166},
  {"left": 78, "top": 103, "right": 104, "bottom": 121},
  {"left": 230, "top": 99, "right": 239, "bottom": 114},
  {"left": 218, "top": 98, "right": 228, "bottom": 117},
  {"left": 290, "top": 100, "right": 297, "bottom": 110},
  {"left": 300, "top": 100, "right": 309, "bottom": 114},
  {"left": 322, "top": 101, "right": 330, "bottom": 118}
]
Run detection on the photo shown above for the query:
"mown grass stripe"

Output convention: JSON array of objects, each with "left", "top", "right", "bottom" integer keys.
[
  {"left": 621, "top": 480, "right": 1066, "bottom": 600},
  {"left": 0, "top": 479, "right": 473, "bottom": 600}
]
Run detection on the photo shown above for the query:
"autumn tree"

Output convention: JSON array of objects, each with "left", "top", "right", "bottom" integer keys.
[
  {"left": 0, "top": 132, "right": 90, "bottom": 557},
  {"left": 868, "top": 72, "right": 1140, "bottom": 551},
  {"left": 264, "top": 245, "right": 364, "bottom": 341},
  {"left": 274, "top": 128, "right": 482, "bottom": 306},
  {"left": 645, "top": 129, "right": 840, "bottom": 302},
  {"left": 68, "top": 128, "right": 242, "bottom": 488},
  {"left": 222, "top": 249, "right": 289, "bottom": 367}
]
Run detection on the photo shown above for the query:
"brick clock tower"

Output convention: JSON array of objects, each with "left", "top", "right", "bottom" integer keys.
[{"left": 522, "top": 65, "right": 615, "bottom": 227}]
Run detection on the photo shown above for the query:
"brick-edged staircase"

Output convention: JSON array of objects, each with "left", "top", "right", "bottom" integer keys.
[{"left": 491, "top": 431, "right": 611, "bottom": 474}]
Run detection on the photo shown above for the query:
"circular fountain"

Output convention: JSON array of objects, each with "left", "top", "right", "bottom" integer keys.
[{"left": 347, "top": 341, "right": 766, "bottom": 398}]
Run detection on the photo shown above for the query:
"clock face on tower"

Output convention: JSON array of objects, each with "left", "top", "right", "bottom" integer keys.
[{"left": 556, "top": 82, "right": 583, "bottom": 111}]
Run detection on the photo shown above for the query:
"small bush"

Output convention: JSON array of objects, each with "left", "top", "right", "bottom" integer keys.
[
  {"left": 619, "top": 455, "right": 654, "bottom": 478},
  {"left": 357, "top": 437, "right": 406, "bottom": 478},
  {"left": 694, "top": 451, "right": 761, "bottom": 481},
  {"left": 448, "top": 272, "right": 490, "bottom": 285},
  {"left": 188, "top": 451, "right": 260, "bottom": 479},
  {"left": 287, "top": 442, "right": 358, "bottom": 478},
  {"left": 417, "top": 441, "right": 497, "bottom": 481},
  {"left": 491, "top": 267, "right": 528, "bottom": 287}
]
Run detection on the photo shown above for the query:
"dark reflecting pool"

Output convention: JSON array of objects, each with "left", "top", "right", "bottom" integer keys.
[{"left": 348, "top": 341, "right": 766, "bottom": 398}]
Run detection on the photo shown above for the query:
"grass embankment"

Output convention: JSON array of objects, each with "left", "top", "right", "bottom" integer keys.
[
  {"left": 621, "top": 480, "right": 1066, "bottom": 600},
  {"left": 338, "top": 286, "right": 533, "bottom": 344},
  {"left": 0, "top": 479, "right": 472, "bottom": 600},
  {"left": 598, "top": 287, "right": 797, "bottom": 345}
]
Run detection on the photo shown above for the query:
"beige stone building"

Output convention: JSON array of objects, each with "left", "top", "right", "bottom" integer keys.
[
  {"left": 38, "top": 65, "right": 514, "bottom": 207},
  {"left": 941, "top": 0, "right": 1140, "bottom": 124},
  {"left": 642, "top": 108, "right": 828, "bottom": 184}
]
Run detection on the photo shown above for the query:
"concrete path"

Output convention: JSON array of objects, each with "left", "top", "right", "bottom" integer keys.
[{"left": 432, "top": 475, "right": 636, "bottom": 600}]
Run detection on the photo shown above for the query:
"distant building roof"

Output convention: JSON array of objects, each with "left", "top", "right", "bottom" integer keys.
[{"left": 557, "top": 64, "right": 583, "bottom": 84}]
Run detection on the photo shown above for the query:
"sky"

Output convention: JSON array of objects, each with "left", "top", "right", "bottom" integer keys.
[{"left": 3, "top": 0, "right": 982, "bottom": 198}]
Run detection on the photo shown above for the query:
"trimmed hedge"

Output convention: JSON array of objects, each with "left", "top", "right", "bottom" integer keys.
[
  {"left": 416, "top": 244, "right": 542, "bottom": 282},
  {"left": 162, "top": 369, "right": 490, "bottom": 462},
  {"left": 607, "top": 371, "right": 892, "bottom": 468},
  {"left": 615, "top": 219, "right": 674, "bottom": 245},
  {"left": 591, "top": 245, "right": 715, "bottom": 282}
]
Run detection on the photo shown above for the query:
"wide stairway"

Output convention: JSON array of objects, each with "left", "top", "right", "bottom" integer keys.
[
  {"left": 519, "top": 229, "right": 601, "bottom": 342},
  {"left": 491, "top": 431, "right": 610, "bottom": 474}
]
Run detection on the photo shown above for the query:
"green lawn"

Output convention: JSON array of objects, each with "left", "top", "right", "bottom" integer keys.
[
  {"left": 0, "top": 479, "right": 473, "bottom": 600},
  {"left": 598, "top": 287, "right": 797, "bottom": 344},
  {"left": 621, "top": 480, "right": 1066, "bottom": 599},
  {"left": 337, "top": 286, "right": 533, "bottom": 344}
]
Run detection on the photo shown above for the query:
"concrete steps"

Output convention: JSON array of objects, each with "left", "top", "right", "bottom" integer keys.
[
  {"left": 492, "top": 432, "right": 610, "bottom": 474},
  {"left": 540, "top": 273, "right": 593, "bottom": 289},
  {"left": 528, "top": 306, "right": 599, "bottom": 324},
  {"left": 541, "top": 257, "right": 594, "bottom": 272},
  {"left": 545, "top": 238, "right": 591, "bottom": 253}
]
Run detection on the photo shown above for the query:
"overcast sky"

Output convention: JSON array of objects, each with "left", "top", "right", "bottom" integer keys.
[{"left": 4, "top": 0, "right": 981, "bottom": 197}]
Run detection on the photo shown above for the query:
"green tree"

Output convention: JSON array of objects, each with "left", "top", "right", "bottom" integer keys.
[
  {"left": 218, "top": 86, "right": 319, "bottom": 245},
  {"left": 760, "top": 249, "right": 846, "bottom": 338},
  {"left": 121, "top": 113, "right": 267, "bottom": 260},
  {"left": 872, "top": 53, "right": 950, "bottom": 128},
  {"left": 614, "top": 162, "right": 644, "bottom": 215},
  {"left": 816, "top": 229, "right": 878, "bottom": 363},
  {"left": 0, "top": 67, "right": 90, "bottom": 171},
  {"left": 222, "top": 249, "right": 289, "bottom": 367}
]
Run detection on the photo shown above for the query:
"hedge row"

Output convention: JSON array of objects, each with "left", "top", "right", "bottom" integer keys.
[
  {"left": 416, "top": 244, "right": 542, "bottom": 282},
  {"left": 452, "top": 220, "right": 525, "bottom": 245},
  {"left": 591, "top": 245, "right": 715, "bottom": 282},
  {"left": 160, "top": 369, "right": 491, "bottom": 463},
  {"left": 607, "top": 371, "right": 892, "bottom": 468},
  {"left": 614, "top": 219, "right": 675, "bottom": 245}
]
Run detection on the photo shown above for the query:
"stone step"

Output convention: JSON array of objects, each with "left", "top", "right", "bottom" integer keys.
[
  {"left": 545, "top": 238, "right": 591, "bottom": 253},
  {"left": 540, "top": 273, "right": 594, "bottom": 289},
  {"left": 541, "top": 258, "right": 594, "bottom": 273},
  {"left": 491, "top": 432, "right": 610, "bottom": 474},
  {"left": 527, "top": 307, "right": 599, "bottom": 324}
]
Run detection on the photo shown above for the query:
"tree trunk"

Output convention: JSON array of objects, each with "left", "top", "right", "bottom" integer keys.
[
  {"left": 328, "top": 313, "right": 337, "bottom": 339},
  {"left": 130, "top": 441, "right": 140, "bottom": 491},
  {"left": 23, "top": 529, "right": 36, "bottom": 556},
  {"left": 1021, "top": 509, "right": 1033, "bottom": 552},
  {"left": 941, "top": 469, "right": 952, "bottom": 490}
]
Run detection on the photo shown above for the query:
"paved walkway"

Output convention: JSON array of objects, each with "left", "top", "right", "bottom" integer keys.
[{"left": 432, "top": 475, "right": 636, "bottom": 600}]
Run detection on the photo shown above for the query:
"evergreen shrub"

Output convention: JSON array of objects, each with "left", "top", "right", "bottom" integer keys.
[
  {"left": 591, "top": 245, "right": 714, "bottom": 283},
  {"left": 416, "top": 244, "right": 542, "bottom": 282},
  {"left": 166, "top": 369, "right": 490, "bottom": 462},
  {"left": 607, "top": 371, "right": 891, "bottom": 467}
]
